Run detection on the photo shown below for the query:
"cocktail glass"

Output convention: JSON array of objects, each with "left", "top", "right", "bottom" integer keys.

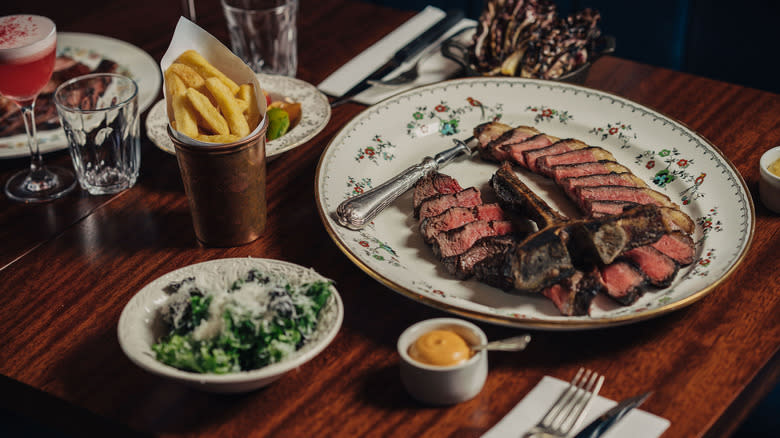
[{"left": 0, "top": 15, "right": 76, "bottom": 203}]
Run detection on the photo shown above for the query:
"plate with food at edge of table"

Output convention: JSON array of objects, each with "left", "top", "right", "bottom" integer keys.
[
  {"left": 145, "top": 73, "right": 331, "bottom": 160},
  {"left": 314, "top": 76, "right": 754, "bottom": 330},
  {"left": 0, "top": 32, "right": 161, "bottom": 159}
]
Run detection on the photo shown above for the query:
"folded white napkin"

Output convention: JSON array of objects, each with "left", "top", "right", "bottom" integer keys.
[
  {"left": 482, "top": 376, "right": 670, "bottom": 438},
  {"left": 317, "top": 6, "right": 476, "bottom": 105}
]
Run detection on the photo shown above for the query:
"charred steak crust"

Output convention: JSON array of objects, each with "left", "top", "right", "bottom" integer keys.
[
  {"left": 413, "top": 172, "right": 463, "bottom": 211},
  {"left": 415, "top": 187, "right": 482, "bottom": 220},
  {"left": 442, "top": 235, "right": 517, "bottom": 280}
]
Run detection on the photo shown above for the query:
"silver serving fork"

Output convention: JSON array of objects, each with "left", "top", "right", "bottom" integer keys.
[
  {"left": 366, "top": 43, "right": 440, "bottom": 87},
  {"left": 522, "top": 368, "right": 605, "bottom": 438}
]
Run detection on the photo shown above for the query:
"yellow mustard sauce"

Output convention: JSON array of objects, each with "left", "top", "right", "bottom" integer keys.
[
  {"left": 408, "top": 329, "right": 473, "bottom": 366},
  {"left": 768, "top": 157, "right": 780, "bottom": 177}
]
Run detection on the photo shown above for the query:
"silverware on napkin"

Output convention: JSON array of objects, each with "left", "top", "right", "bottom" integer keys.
[
  {"left": 572, "top": 391, "right": 652, "bottom": 438},
  {"left": 336, "top": 136, "right": 476, "bottom": 230},
  {"left": 329, "top": 9, "right": 464, "bottom": 108}
]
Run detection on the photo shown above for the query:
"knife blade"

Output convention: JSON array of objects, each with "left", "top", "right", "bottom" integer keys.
[
  {"left": 329, "top": 9, "right": 464, "bottom": 108},
  {"left": 336, "top": 136, "right": 477, "bottom": 229},
  {"left": 573, "top": 391, "right": 653, "bottom": 438}
]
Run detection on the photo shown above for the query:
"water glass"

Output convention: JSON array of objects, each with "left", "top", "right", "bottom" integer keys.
[
  {"left": 54, "top": 73, "right": 140, "bottom": 195},
  {"left": 221, "top": 0, "right": 298, "bottom": 76}
]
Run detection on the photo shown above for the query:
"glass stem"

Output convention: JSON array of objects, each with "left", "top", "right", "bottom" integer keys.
[{"left": 18, "top": 101, "right": 46, "bottom": 177}]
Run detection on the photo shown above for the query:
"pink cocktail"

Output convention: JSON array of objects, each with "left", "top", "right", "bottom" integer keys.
[{"left": 0, "top": 14, "right": 75, "bottom": 203}]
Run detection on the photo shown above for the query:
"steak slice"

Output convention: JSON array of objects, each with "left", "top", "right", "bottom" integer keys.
[
  {"left": 623, "top": 246, "right": 679, "bottom": 287},
  {"left": 599, "top": 260, "right": 647, "bottom": 305},
  {"left": 550, "top": 161, "right": 632, "bottom": 185},
  {"left": 537, "top": 147, "right": 617, "bottom": 176},
  {"left": 480, "top": 125, "right": 541, "bottom": 162},
  {"left": 651, "top": 231, "right": 696, "bottom": 266},
  {"left": 442, "top": 234, "right": 517, "bottom": 279},
  {"left": 524, "top": 139, "right": 588, "bottom": 173},
  {"left": 413, "top": 171, "right": 463, "bottom": 211},
  {"left": 432, "top": 220, "right": 513, "bottom": 258},
  {"left": 503, "top": 133, "right": 558, "bottom": 168},
  {"left": 659, "top": 207, "right": 695, "bottom": 235},
  {"left": 542, "top": 268, "right": 604, "bottom": 316},
  {"left": 588, "top": 200, "right": 640, "bottom": 217},
  {"left": 490, "top": 163, "right": 568, "bottom": 228},
  {"left": 474, "top": 121, "right": 513, "bottom": 157},
  {"left": 578, "top": 185, "right": 679, "bottom": 211},
  {"left": 420, "top": 203, "right": 505, "bottom": 243},
  {"left": 416, "top": 187, "right": 482, "bottom": 220},
  {"left": 561, "top": 172, "right": 646, "bottom": 200}
]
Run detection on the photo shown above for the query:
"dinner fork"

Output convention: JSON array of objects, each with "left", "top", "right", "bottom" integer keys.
[{"left": 522, "top": 368, "right": 605, "bottom": 438}]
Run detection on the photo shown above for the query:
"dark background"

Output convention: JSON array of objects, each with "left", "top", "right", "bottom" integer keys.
[{"left": 363, "top": 0, "right": 780, "bottom": 95}]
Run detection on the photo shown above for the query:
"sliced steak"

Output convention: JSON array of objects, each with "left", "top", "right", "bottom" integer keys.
[
  {"left": 578, "top": 185, "right": 679, "bottom": 211},
  {"left": 651, "top": 231, "right": 696, "bottom": 266},
  {"left": 431, "top": 220, "right": 513, "bottom": 258},
  {"left": 524, "top": 139, "right": 588, "bottom": 173},
  {"left": 588, "top": 200, "right": 640, "bottom": 217},
  {"left": 659, "top": 207, "right": 695, "bottom": 235},
  {"left": 537, "top": 147, "right": 617, "bottom": 177},
  {"left": 599, "top": 260, "right": 647, "bottom": 305},
  {"left": 623, "top": 246, "right": 679, "bottom": 287},
  {"left": 550, "top": 161, "right": 632, "bottom": 185},
  {"left": 420, "top": 203, "right": 505, "bottom": 243},
  {"left": 481, "top": 125, "right": 541, "bottom": 162},
  {"left": 442, "top": 235, "right": 516, "bottom": 279},
  {"left": 502, "top": 133, "right": 558, "bottom": 168},
  {"left": 560, "top": 172, "right": 646, "bottom": 200},
  {"left": 474, "top": 121, "right": 513, "bottom": 158},
  {"left": 542, "top": 268, "right": 603, "bottom": 316},
  {"left": 490, "top": 163, "right": 568, "bottom": 228},
  {"left": 413, "top": 171, "right": 463, "bottom": 211},
  {"left": 416, "top": 187, "right": 482, "bottom": 219}
]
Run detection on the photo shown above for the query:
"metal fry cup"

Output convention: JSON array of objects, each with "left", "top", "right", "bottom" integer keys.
[{"left": 167, "top": 119, "right": 268, "bottom": 247}]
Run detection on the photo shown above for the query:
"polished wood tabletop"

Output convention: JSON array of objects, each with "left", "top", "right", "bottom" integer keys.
[{"left": 1, "top": 1, "right": 778, "bottom": 437}]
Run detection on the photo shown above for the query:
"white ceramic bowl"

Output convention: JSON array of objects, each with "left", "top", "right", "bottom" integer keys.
[
  {"left": 117, "top": 258, "right": 343, "bottom": 393},
  {"left": 397, "top": 318, "right": 488, "bottom": 405},
  {"left": 759, "top": 146, "right": 780, "bottom": 214}
]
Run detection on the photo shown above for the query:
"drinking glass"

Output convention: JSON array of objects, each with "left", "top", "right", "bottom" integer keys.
[
  {"left": 0, "top": 15, "right": 76, "bottom": 203},
  {"left": 221, "top": 0, "right": 298, "bottom": 76},
  {"left": 54, "top": 74, "right": 141, "bottom": 195}
]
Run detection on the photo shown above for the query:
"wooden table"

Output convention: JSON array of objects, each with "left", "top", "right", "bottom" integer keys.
[{"left": 1, "top": 1, "right": 778, "bottom": 436}]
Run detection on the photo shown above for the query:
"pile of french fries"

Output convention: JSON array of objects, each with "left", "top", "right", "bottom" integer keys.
[{"left": 164, "top": 50, "right": 261, "bottom": 143}]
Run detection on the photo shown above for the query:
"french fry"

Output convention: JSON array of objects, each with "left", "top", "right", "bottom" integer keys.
[
  {"left": 176, "top": 50, "right": 240, "bottom": 94},
  {"left": 234, "top": 98, "right": 249, "bottom": 112},
  {"left": 167, "top": 62, "right": 206, "bottom": 91},
  {"left": 186, "top": 88, "right": 230, "bottom": 135},
  {"left": 239, "top": 84, "right": 261, "bottom": 131},
  {"left": 205, "top": 77, "right": 250, "bottom": 137},
  {"left": 196, "top": 134, "right": 241, "bottom": 144},
  {"left": 164, "top": 71, "right": 199, "bottom": 138}
]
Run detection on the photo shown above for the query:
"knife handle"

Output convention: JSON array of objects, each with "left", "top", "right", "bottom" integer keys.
[
  {"left": 335, "top": 137, "right": 473, "bottom": 230},
  {"left": 394, "top": 9, "right": 465, "bottom": 62}
]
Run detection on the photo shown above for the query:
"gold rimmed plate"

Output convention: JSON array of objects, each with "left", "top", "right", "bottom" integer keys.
[{"left": 314, "top": 77, "right": 754, "bottom": 330}]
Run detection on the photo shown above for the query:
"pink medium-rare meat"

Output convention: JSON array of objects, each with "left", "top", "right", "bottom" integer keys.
[
  {"left": 651, "top": 231, "right": 696, "bottom": 266},
  {"left": 413, "top": 171, "right": 463, "bottom": 210},
  {"left": 623, "top": 246, "right": 679, "bottom": 287},
  {"left": 474, "top": 121, "right": 513, "bottom": 157},
  {"left": 442, "top": 235, "right": 516, "bottom": 279},
  {"left": 483, "top": 127, "right": 544, "bottom": 162},
  {"left": 550, "top": 161, "right": 632, "bottom": 185},
  {"left": 502, "top": 133, "right": 558, "bottom": 167},
  {"left": 587, "top": 200, "right": 640, "bottom": 217},
  {"left": 432, "top": 220, "right": 514, "bottom": 258},
  {"left": 416, "top": 187, "right": 482, "bottom": 219},
  {"left": 599, "top": 260, "right": 647, "bottom": 305},
  {"left": 536, "top": 147, "right": 617, "bottom": 176},
  {"left": 420, "top": 203, "right": 506, "bottom": 243},
  {"left": 523, "top": 139, "right": 588, "bottom": 173},
  {"left": 541, "top": 268, "right": 603, "bottom": 316},
  {"left": 578, "top": 185, "right": 678, "bottom": 211},
  {"left": 561, "top": 172, "right": 647, "bottom": 199}
]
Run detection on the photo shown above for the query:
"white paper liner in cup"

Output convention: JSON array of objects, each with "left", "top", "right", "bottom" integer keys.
[{"left": 160, "top": 17, "right": 267, "bottom": 147}]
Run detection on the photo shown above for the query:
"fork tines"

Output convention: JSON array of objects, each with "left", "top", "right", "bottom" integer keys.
[{"left": 541, "top": 368, "right": 605, "bottom": 434}]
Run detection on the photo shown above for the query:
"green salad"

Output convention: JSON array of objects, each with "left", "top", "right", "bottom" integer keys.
[{"left": 152, "top": 268, "right": 332, "bottom": 374}]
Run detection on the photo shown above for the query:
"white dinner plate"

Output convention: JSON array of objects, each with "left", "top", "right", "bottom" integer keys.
[
  {"left": 117, "top": 257, "right": 343, "bottom": 393},
  {"left": 145, "top": 73, "right": 331, "bottom": 159},
  {"left": 315, "top": 77, "right": 754, "bottom": 330},
  {"left": 0, "top": 32, "right": 161, "bottom": 159}
]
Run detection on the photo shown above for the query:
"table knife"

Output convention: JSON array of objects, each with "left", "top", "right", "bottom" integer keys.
[
  {"left": 336, "top": 136, "right": 476, "bottom": 230},
  {"left": 329, "top": 9, "right": 464, "bottom": 108},
  {"left": 573, "top": 391, "right": 652, "bottom": 438}
]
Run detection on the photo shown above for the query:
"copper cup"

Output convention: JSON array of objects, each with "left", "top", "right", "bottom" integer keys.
[{"left": 167, "top": 122, "right": 268, "bottom": 247}]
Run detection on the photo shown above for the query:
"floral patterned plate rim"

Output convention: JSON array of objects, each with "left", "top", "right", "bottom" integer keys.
[
  {"left": 0, "top": 32, "right": 161, "bottom": 159},
  {"left": 314, "top": 77, "right": 755, "bottom": 330},
  {"left": 145, "top": 73, "right": 331, "bottom": 159}
]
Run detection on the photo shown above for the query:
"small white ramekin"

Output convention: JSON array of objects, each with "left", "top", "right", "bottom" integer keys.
[
  {"left": 397, "top": 318, "right": 488, "bottom": 405},
  {"left": 759, "top": 146, "right": 780, "bottom": 214}
]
